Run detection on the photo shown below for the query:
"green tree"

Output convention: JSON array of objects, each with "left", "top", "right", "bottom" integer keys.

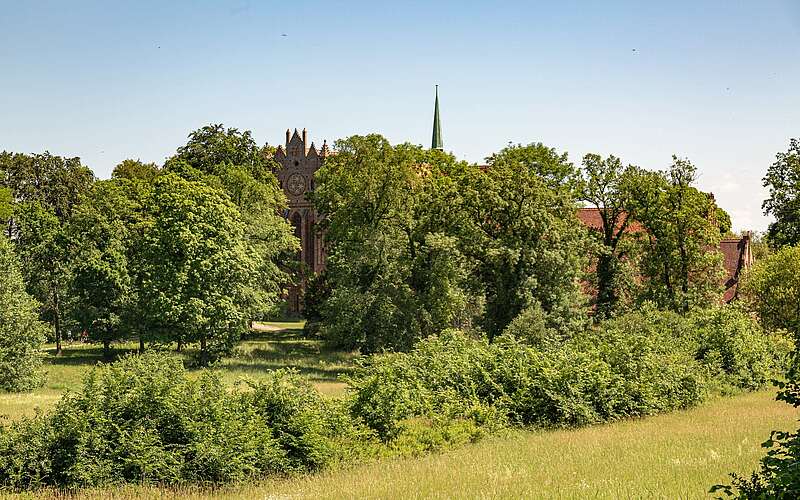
[
  {"left": 475, "top": 143, "right": 589, "bottom": 339},
  {"left": 763, "top": 138, "right": 800, "bottom": 248},
  {"left": 312, "top": 135, "right": 479, "bottom": 352},
  {"left": 69, "top": 180, "right": 139, "bottom": 358},
  {"left": 106, "top": 159, "right": 161, "bottom": 352},
  {"left": 740, "top": 245, "right": 800, "bottom": 337},
  {"left": 628, "top": 157, "right": 725, "bottom": 312},
  {"left": 168, "top": 125, "right": 297, "bottom": 321},
  {"left": 14, "top": 202, "right": 73, "bottom": 354},
  {"left": 579, "top": 154, "right": 640, "bottom": 319},
  {"left": 1, "top": 152, "right": 94, "bottom": 353},
  {"left": 0, "top": 235, "right": 47, "bottom": 391},
  {"left": 0, "top": 151, "right": 94, "bottom": 222},
  {"left": 139, "top": 173, "right": 254, "bottom": 364}
]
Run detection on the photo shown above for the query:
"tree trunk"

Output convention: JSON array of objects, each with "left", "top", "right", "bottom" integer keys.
[
  {"left": 139, "top": 337, "right": 145, "bottom": 354},
  {"left": 199, "top": 336, "right": 208, "bottom": 366},
  {"left": 596, "top": 253, "right": 616, "bottom": 320},
  {"left": 103, "top": 339, "right": 111, "bottom": 360},
  {"left": 679, "top": 241, "right": 690, "bottom": 313},
  {"left": 53, "top": 289, "right": 62, "bottom": 355},
  {"left": 176, "top": 339, "right": 183, "bottom": 353}
]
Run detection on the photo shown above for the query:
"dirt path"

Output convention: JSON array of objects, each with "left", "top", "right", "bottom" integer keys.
[{"left": 250, "top": 322, "right": 284, "bottom": 332}]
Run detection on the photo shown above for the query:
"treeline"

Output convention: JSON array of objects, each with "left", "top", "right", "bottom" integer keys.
[
  {"left": 305, "top": 135, "right": 733, "bottom": 351},
  {"left": 0, "top": 125, "right": 297, "bottom": 373}
]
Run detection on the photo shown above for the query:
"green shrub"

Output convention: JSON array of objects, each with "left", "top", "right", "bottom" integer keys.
[
  {"left": 689, "top": 306, "right": 793, "bottom": 392},
  {"left": 0, "top": 353, "right": 371, "bottom": 490},
  {"left": 502, "top": 301, "right": 570, "bottom": 350},
  {"left": 347, "top": 327, "right": 708, "bottom": 441},
  {"left": 0, "top": 235, "right": 47, "bottom": 392}
]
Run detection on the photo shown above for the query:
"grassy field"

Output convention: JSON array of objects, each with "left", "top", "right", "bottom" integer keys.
[
  {"left": 0, "top": 320, "right": 355, "bottom": 421},
  {"left": 9, "top": 390, "right": 796, "bottom": 499},
  {"left": 2, "top": 324, "right": 798, "bottom": 498}
]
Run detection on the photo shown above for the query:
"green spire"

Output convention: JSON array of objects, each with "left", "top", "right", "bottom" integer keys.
[{"left": 431, "top": 85, "right": 443, "bottom": 150}]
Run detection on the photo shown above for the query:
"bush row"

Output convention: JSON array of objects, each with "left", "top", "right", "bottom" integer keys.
[
  {"left": 0, "top": 305, "right": 791, "bottom": 490},
  {"left": 0, "top": 353, "right": 377, "bottom": 489},
  {"left": 349, "top": 305, "right": 792, "bottom": 440}
]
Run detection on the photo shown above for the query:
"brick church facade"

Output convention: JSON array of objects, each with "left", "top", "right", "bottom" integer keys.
[{"left": 273, "top": 128, "right": 328, "bottom": 311}]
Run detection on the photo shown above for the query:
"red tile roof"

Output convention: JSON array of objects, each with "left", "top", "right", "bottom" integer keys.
[{"left": 720, "top": 236, "right": 753, "bottom": 302}]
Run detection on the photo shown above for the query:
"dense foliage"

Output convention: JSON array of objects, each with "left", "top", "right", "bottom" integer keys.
[
  {"left": 138, "top": 173, "right": 258, "bottom": 364},
  {"left": 763, "top": 138, "right": 800, "bottom": 248},
  {"left": 714, "top": 247, "right": 800, "bottom": 498},
  {"left": 0, "top": 125, "right": 296, "bottom": 365},
  {"left": 579, "top": 154, "right": 640, "bottom": 319},
  {"left": 349, "top": 308, "right": 789, "bottom": 443},
  {"left": 0, "top": 353, "right": 372, "bottom": 489},
  {"left": 0, "top": 236, "right": 47, "bottom": 391},
  {"left": 69, "top": 180, "right": 138, "bottom": 358},
  {"left": 627, "top": 157, "right": 726, "bottom": 312},
  {"left": 311, "top": 136, "right": 486, "bottom": 352},
  {"left": 312, "top": 137, "right": 590, "bottom": 351},
  {"left": 739, "top": 245, "right": 800, "bottom": 338}
]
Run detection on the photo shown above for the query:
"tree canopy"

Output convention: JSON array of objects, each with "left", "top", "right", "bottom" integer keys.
[
  {"left": 628, "top": 157, "right": 725, "bottom": 312},
  {"left": 0, "top": 235, "right": 47, "bottom": 391},
  {"left": 763, "top": 138, "right": 800, "bottom": 248},
  {"left": 310, "top": 137, "right": 590, "bottom": 351}
]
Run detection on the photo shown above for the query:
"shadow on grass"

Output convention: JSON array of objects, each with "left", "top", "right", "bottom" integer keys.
[
  {"left": 226, "top": 327, "right": 357, "bottom": 383},
  {"left": 221, "top": 361, "right": 352, "bottom": 383},
  {"left": 39, "top": 327, "right": 356, "bottom": 385},
  {"left": 44, "top": 346, "right": 140, "bottom": 367},
  {"left": 243, "top": 328, "right": 308, "bottom": 343}
]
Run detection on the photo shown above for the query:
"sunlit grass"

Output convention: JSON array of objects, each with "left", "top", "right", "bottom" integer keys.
[
  {"left": 0, "top": 321, "right": 354, "bottom": 420},
  {"left": 12, "top": 390, "right": 797, "bottom": 499}
]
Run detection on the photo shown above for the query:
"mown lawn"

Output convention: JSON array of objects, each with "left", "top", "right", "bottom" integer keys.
[{"left": 0, "top": 320, "right": 355, "bottom": 421}]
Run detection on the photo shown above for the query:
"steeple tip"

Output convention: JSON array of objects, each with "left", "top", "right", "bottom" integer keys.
[{"left": 431, "top": 85, "right": 443, "bottom": 150}]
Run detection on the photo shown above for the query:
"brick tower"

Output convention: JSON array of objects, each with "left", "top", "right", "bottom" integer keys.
[{"left": 273, "top": 128, "right": 328, "bottom": 312}]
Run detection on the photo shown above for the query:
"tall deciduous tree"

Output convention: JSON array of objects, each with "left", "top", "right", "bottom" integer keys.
[
  {"left": 580, "top": 154, "right": 639, "bottom": 319},
  {"left": 168, "top": 125, "right": 297, "bottom": 320},
  {"left": 312, "top": 135, "right": 480, "bottom": 352},
  {"left": 139, "top": 173, "right": 254, "bottom": 364},
  {"left": 629, "top": 157, "right": 725, "bottom": 312},
  {"left": 14, "top": 202, "right": 72, "bottom": 354},
  {"left": 70, "top": 180, "right": 138, "bottom": 358},
  {"left": 115, "top": 161, "right": 161, "bottom": 352},
  {"left": 475, "top": 143, "right": 589, "bottom": 339},
  {"left": 763, "top": 138, "right": 800, "bottom": 248},
  {"left": 0, "top": 235, "right": 47, "bottom": 391},
  {"left": 1, "top": 152, "right": 94, "bottom": 353}
]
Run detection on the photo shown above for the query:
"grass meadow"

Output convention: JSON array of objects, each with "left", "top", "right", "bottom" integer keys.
[
  {"left": 1, "top": 323, "right": 797, "bottom": 499},
  {"left": 0, "top": 321, "right": 354, "bottom": 421}
]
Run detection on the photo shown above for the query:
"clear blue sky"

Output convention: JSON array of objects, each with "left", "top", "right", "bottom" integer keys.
[{"left": 2, "top": 1, "right": 798, "bottom": 231}]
